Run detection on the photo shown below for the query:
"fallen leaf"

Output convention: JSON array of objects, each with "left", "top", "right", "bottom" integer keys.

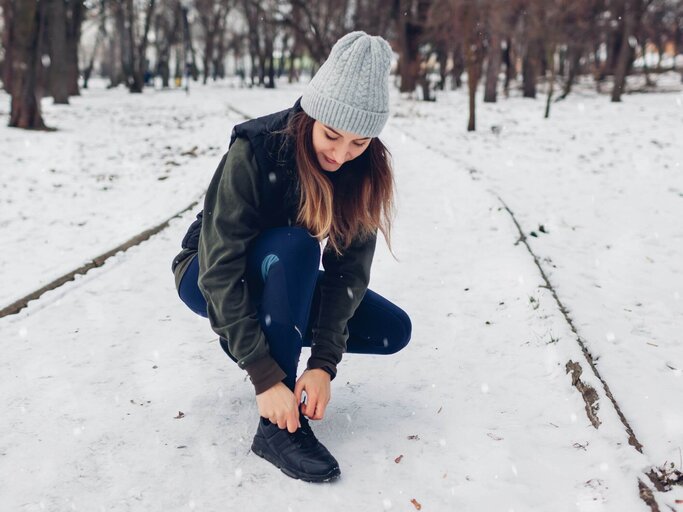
[
  {"left": 410, "top": 498, "right": 422, "bottom": 510},
  {"left": 174, "top": 411, "right": 185, "bottom": 419},
  {"left": 394, "top": 454, "right": 403, "bottom": 463}
]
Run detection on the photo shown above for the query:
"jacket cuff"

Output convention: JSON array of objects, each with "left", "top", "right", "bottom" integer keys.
[
  {"left": 307, "top": 356, "right": 338, "bottom": 381},
  {"left": 244, "top": 355, "right": 287, "bottom": 395}
]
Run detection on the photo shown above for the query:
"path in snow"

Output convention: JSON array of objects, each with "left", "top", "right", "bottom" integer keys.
[{"left": 2, "top": 83, "right": 680, "bottom": 510}]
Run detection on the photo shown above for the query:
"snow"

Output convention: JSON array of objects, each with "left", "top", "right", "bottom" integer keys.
[{"left": 1, "top": 76, "right": 682, "bottom": 511}]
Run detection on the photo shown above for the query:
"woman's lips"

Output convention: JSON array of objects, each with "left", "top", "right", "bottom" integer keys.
[{"left": 324, "top": 156, "right": 338, "bottom": 165}]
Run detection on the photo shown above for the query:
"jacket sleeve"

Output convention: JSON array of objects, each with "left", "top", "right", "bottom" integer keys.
[
  {"left": 307, "top": 229, "right": 377, "bottom": 378},
  {"left": 198, "top": 137, "right": 287, "bottom": 394}
]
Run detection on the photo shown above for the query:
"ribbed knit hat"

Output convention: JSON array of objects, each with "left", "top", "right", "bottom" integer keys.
[{"left": 300, "top": 31, "right": 392, "bottom": 138}]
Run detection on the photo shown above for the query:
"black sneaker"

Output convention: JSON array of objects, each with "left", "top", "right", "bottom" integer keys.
[{"left": 251, "top": 413, "right": 341, "bottom": 482}]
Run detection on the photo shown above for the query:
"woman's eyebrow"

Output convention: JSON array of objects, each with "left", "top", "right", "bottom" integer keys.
[{"left": 323, "top": 125, "right": 370, "bottom": 142}]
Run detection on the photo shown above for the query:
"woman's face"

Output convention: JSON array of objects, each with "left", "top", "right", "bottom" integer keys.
[{"left": 311, "top": 121, "right": 371, "bottom": 172}]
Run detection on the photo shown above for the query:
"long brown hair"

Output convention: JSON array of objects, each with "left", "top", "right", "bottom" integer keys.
[{"left": 284, "top": 111, "right": 395, "bottom": 257}]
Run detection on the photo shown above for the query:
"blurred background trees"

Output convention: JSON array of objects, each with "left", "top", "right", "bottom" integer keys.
[{"left": 1, "top": 0, "right": 682, "bottom": 129}]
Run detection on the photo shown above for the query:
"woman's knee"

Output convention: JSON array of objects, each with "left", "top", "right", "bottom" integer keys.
[
  {"left": 257, "top": 227, "right": 320, "bottom": 278},
  {"left": 385, "top": 305, "right": 412, "bottom": 354},
  {"left": 279, "top": 227, "right": 320, "bottom": 260},
  {"left": 389, "top": 307, "right": 413, "bottom": 354}
]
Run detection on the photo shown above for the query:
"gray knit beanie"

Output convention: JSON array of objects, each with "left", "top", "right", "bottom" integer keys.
[{"left": 300, "top": 31, "right": 392, "bottom": 138}]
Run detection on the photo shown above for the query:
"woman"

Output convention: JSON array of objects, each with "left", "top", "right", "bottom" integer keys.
[{"left": 171, "top": 31, "right": 411, "bottom": 482}]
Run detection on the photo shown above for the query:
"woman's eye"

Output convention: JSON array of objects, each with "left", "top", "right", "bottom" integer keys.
[
  {"left": 325, "top": 133, "right": 338, "bottom": 141},
  {"left": 353, "top": 141, "right": 366, "bottom": 147}
]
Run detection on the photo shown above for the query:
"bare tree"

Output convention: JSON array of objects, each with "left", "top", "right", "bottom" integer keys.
[
  {"left": 47, "top": 0, "right": 70, "bottom": 103},
  {"left": 612, "top": 0, "right": 646, "bottom": 101},
  {"left": 282, "top": 0, "right": 354, "bottom": 66},
  {"left": 5, "top": 0, "right": 47, "bottom": 129},
  {"left": 112, "top": 0, "right": 156, "bottom": 93},
  {"left": 65, "top": 0, "right": 85, "bottom": 96},
  {"left": 483, "top": 0, "right": 507, "bottom": 102},
  {"left": 433, "top": 0, "right": 486, "bottom": 129},
  {"left": 196, "top": 0, "right": 231, "bottom": 84},
  {"left": 396, "top": 0, "right": 431, "bottom": 93},
  {"left": 519, "top": 0, "right": 543, "bottom": 98}
]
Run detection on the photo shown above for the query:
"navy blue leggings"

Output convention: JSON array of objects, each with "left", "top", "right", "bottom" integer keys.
[{"left": 177, "top": 227, "right": 411, "bottom": 390}]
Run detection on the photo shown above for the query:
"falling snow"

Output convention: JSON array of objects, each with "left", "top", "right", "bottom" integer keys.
[{"left": 1, "top": 77, "right": 682, "bottom": 510}]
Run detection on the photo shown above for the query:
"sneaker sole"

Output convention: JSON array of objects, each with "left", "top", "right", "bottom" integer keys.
[{"left": 251, "top": 442, "right": 341, "bottom": 483}]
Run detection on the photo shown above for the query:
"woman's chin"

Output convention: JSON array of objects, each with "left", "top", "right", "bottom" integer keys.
[{"left": 318, "top": 157, "right": 340, "bottom": 172}]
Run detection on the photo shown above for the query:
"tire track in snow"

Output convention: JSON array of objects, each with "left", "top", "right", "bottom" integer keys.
[
  {"left": 0, "top": 107, "right": 252, "bottom": 320},
  {"left": 0, "top": 197, "right": 203, "bottom": 319},
  {"left": 389, "top": 122, "right": 663, "bottom": 511}
]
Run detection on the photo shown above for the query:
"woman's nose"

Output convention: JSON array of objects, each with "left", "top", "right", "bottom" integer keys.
[
  {"left": 333, "top": 145, "right": 350, "bottom": 163},
  {"left": 331, "top": 147, "right": 344, "bottom": 163}
]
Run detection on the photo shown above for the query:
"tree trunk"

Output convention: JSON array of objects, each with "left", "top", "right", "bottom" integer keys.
[
  {"left": 450, "top": 44, "right": 464, "bottom": 89},
  {"left": 557, "top": 46, "right": 566, "bottom": 77},
  {"left": 436, "top": 42, "right": 448, "bottom": 90},
  {"left": 8, "top": 0, "right": 47, "bottom": 129},
  {"left": 129, "top": 0, "right": 155, "bottom": 93},
  {"left": 173, "top": 44, "right": 182, "bottom": 82},
  {"left": 611, "top": 0, "right": 636, "bottom": 102},
  {"left": 180, "top": 6, "right": 198, "bottom": 81},
  {"left": 288, "top": 40, "right": 300, "bottom": 83},
  {"left": 483, "top": 7, "right": 503, "bottom": 103},
  {"left": 115, "top": 2, "right": 133, "bottom": 87},
  {"left": 522, "top": 41, "right": 537, "bottom": 98},
  {"left": 503, "top": 38, "right": 513, "bottom": 97},
  {"left": 483, "top": 35, "right": 501, "bottom": 102},
  {"left": 202, "top": 36, "right": 214, "bottom": 84},
  {"left": 604, "top": 28, "right": 621, "bottom": 78},
  {"left": 2, "top": 0, "right": 15, "bottom": 92},
  {"left": 559, "top": 44, "right": 581, "bottom": 100},
  {"left": 544, "top": 45, "right": 556, "bottom": 118},
  {"left": 65, "top": 0, "right": 84, "bottom": 96},
  {"left": 213, "top": 15, "right": 228, "bottom": 80},
  {"left": 466, "top": 47, "right": 477, "bottom": 131},
  {"left": 462, "top": 4, "right": 480, "bottom": 132},
  {"left": 397, "top": 15, "right": 420, "bottom": 93},
  {"left": 47, "top": 0, "right": 70, "bottom": 104}
]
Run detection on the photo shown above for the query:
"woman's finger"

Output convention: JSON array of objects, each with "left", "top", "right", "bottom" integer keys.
[
  {"left": 304, "top": 394, "right": 317, "bottom": 418},
  {"left": 293, "top": 379, "right": 304, "bottom": 405},
  {"left": 286, "top": 412, "right": 299, "bottom": 433}
]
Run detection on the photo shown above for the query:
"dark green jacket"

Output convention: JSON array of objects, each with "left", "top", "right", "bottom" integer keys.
[{"left": 172, "top": 99, "right": 377, "bottom": 394}]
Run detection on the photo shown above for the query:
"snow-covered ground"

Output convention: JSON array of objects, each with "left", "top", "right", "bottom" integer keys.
[{"left": 1, "top": 76, "right": 682, "bottom": 511}]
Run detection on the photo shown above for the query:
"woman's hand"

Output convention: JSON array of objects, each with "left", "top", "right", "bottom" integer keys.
[
  {"left": 255, "top": 382, "right": 301, "bottom": 433},
  {"left": 294, "top": 369, "right": 331, "bottom": 420}
]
